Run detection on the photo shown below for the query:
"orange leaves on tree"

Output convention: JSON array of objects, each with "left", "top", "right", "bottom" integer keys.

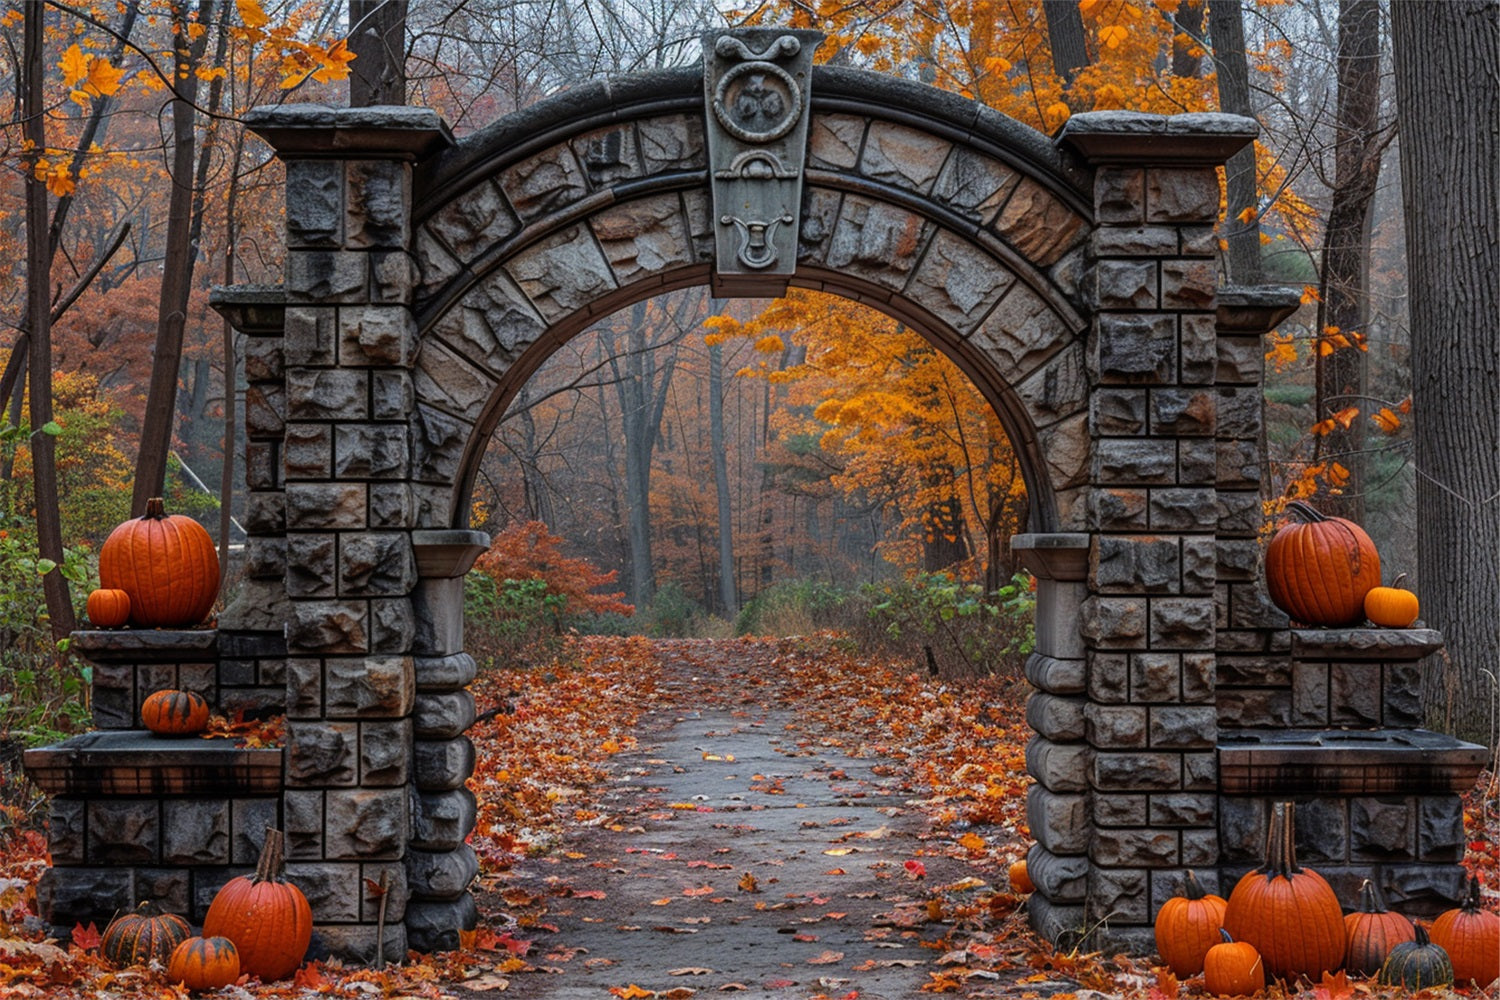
[
  {"left": 59, "top": 44, "right": 122, "bottom": 106},
  {"left": 1370, "top": 407, "right": 1403, "bottom": 434},
  {"left": 473, "top": 521, "right": 633, "bottom": 619}
]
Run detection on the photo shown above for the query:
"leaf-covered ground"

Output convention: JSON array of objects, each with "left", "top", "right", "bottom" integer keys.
[{"left": 0, "top": 635, "right": 1495, "bottom": 999}]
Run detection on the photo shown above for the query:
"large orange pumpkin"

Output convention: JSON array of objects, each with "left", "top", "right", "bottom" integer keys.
[
  {"left": 140, "top": 689, "right": 210, "bottom": 737},
  {"left": 202, "top": 828, "right": 311, "bottom": 981},
  {"left": 86, "top": 588, "right": 131, "bottom": 628},
  {"left": 1264, "top": 501, "right": 1381, "bottom": 626},
  {"left": 98, "top": 497, "right": 219, "bottom": 628},
  {"left": 1223, "top": 802, "right": 1345, "bottom": 981},
  {"left": 1155, "top": 870, "right": 1228, "bottom": 977},
  {"left": 168, "top": 935, "right": 240, "bottom": 991},
  {"left": 1429, "top": 874, "right": 1499, "bottom": 987},
  {"left": 1344, "top": 879, "right": 1414, "bottom": 976},
  {"left": 100, "top": 900, "right": 190, "bottom": 968}
]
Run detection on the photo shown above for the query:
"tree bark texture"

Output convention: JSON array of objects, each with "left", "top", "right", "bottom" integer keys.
[
  {"left": 1042, "top": 0, "right": 1090, "bottom": 92},
  {"left": 1314, "top": 0, "right": 1385, "bottom": 522},
  {"left": 609, "top": 303, "right": 677, "bottom": 607},
  {"left": 349, "top": 0, "right": 408, "bottom": 106},
  {"left": 708, "top": 340, "right": 737, "bottom": 617},
  {"left": 1208, "top": 0, "right": 1263, "bottom": 284},
  {"left": 23, "top": 3, "right": 76, "bottom": 639},
  {"left": 1391, "top": 0, "right": 1499, "bottom": 743},
  {"left": 1173, "top": 1, "right": 1207, "bottom": 78},
  {"left": 133, "top": 0, "right": 214, "bottom": 513}
]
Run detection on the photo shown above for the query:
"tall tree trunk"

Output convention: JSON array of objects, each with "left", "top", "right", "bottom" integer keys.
[
  {"left": 349, "top": 0, "right": 408, "bottom": 106},
  {"left": 133, "top": 0, "right": 214, "bottom": 513},
  {"left": 219, "top": 126, "right": 247, "bottom": 586},
  {"left": 1173, "top": 1, "right": 1207, "bottom": 78},
  {"left": 1042, "top": 0, "right": 1090, "bottom": 102},
  {"left": 23, "top": 3, "right": 76, "bottom": 640},
  {"left": 1313, "top": 0, "right": 1385, "bottom": 522},
  {"left": 708, "top": 339, "right": 736, "bottom": 617},
  {"left": 1208, "top": 0, "right": 1263, "bottom": 285},
  {"left": 609, "top": 303, "right": 677, "bottom": 607},
  {"left": 1391, "top": 0, "right": 1499, "bottom": 743}
]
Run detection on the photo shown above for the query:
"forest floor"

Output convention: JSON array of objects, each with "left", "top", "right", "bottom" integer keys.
[{"left": 0, "top": 634, "right": 1496, "bottom": 1000}]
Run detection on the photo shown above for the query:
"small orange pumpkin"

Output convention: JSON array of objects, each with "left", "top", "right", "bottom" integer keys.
[
  {"left": 86, "top": 588, "right": 132, "bottom": 628},
  {"left": 100, "top": 900, "right": 190, "bottom": 968},
  {"left": 1344, "top": 879, "right": 1414, "bottom": 976},
  {"left": 1155, "top": 870, "right": 1228, "bottom": 977},
  {"left": 1204, "top": 929, "right": 1264, "bottom": 996},
  {"left": 1008, "top": 858, "right": 1034, "bottom": 894},
  {"left": 167, "top": 935, "right": 240, "bottom": 991},
  {"left": 1363, "top": 574, "right": 1419, "bottom": 628},
  {"left": 98, "top": 497, "right": 219, "bottom": 627},
  {"left": 1429, "top": 874, "right": 1499, "bottom": 987},
  {"left": 203, "top": 828, "right": 312, "bottom": 981},
  {"left": 141, "top": 689, "right": 210, "bottom": 737}
]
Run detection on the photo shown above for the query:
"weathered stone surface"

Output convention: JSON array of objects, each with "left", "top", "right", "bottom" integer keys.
[
  {"left": 906, "top": 230, "right": 1012, "bottom": 334},
  {"left": 346, "top": 160, "right": 409, "bottom": 249},
  {"left": 1217, "top": 335, "right": 1264, "bottom": 385},
  {"left": 358, "top": 719, "right": 411, "bottom": 786},
  {"left": 372, "top": 369, "right": 414, "bottom": 421},
  {"left": 1093, "top": 168, "right": 1143, "bottom": 224},
  {"left": 283, "top": 789, "right": 324, "bottom": 858},
  {"left": 501, "top": 144, "right": 588, "bottom": 222},
  {"left": 286, "top": 160, "right": 343, "bottom": 247},
  {"left": 432, "top": 278, "right": 546, "bottom": 376},
  {"left": 1146, "top": 168, "right": 1219, "bottom": 223},
  {"left": 1091, "top": 488, "right": 1148, "bottom": 531},
  {"left": 286, "top": 533, "right": 336, "bottom": 598},
  {"left": 405, "top": 895, "right": 478, "bottom": 954},
  {"left": 1025, "top": 736, "right": 1091, "bottom": 793},
  {"left": 245, "top": 440, "right": 279, "bottom": 491},
  {"left": 1026, "top": 844, "right": 1089, "bottom": 902},
  {"left": 246, "top": 383, "right": 289, "bottom": 438},
  {"left": 406, "top": 845, "right": 479, "bottom": 900},
  {"left": 48, "top": 800, "right": 86, "bottom": 864},
  {"left": 286, "top": 250, "right": 367, "bottom": 303},
  {"left": 1094, "top": 226, "right": 1178, "bottom": 257},
  {"left": 371, "top": 250, "right": 418, "bottom": 303},
  {"left": 1093, "top": 828, "right": 1178, "bottom": 867},
  {"left": 369, "top": 482, "right": 414, "bottom": 530},
  {"left": 230, "top": 798, "right": 280, "bottom": 864},
  {"left": 1025, "top": 653, "right": 1085, "bottom": 695},
  {"left": 36, "top": 867, "right": 133, "bottom": 927},
  {"left": 994, "top": 179, "right": 1087, "bottom": 266},
  {"left": 1088, "top": 652, "right": 1129, "bottom": 703},
  {"left": 1039, "top": 414, "right": 1091, "bottom": 490},
  {"left": 368, "top": 598, "right": 416, "bottom": 654},
  {"left": 325, "top": 656, "right": 415, "bottom": 719},
  {"left": 1093, "top": 794, "right": 1148, "bottom": 826},
  {"left": 1417, "top": 796, "right": 1464, "bottom": 861},
  {"left": 1293, "top": 798, "right": 1347, "bottom": 864},
  {"left": 1216, "top": 439, "right": 1261, "bottom": 488},
  {"left": 807, "top": 114, "right": 863, "bottom": 169},
  {"left": 414, "top": 738, "right": 477, "bottom": 792},
  {"left": 969, "top": 284, "right": 1073, "bottom": 376},
  {"left": 1179, "top": 314, "right": 1218, "bottom": 385},
  {"left": 1095, "top": 439, "right": 1176, "bottom": 485},
  {"left": 638, "top": 113, "right": 704, "bottom": 173},
  {"left": 360, "top": 861, "right": 410, "bottom": 923},
  {"left": 1096, "top": 313, "right": 1176, "bottom": 384},
  {"left": 1149, "top": 597, "right": 1214, "bottom": 649},
  {"left": 244, "top": 491, "right": 286, "bottom": 535},
  {"left": 413, "top": 690, "right": 477, "bottom": 740},
  {"left": 1146, "top": 488, "right": 1216, "bottom": 532},
  {"left": 1092, "top": 535, "right": 1180, "bottom": 594},
  {"left": 1216, "top": 688, "right": 1291, "bottom": 728},
  {"left": 1291, "top": 662, "right": 1328, "bottom": 726},
  {"left": 334, "top": 425, "right": 409, "bottom": 481},
  {"left": 1350, "top": 797, "right": 1414, "bottom": 860},
  {"left": 285, "top": 861, "right": 361, "bottom": 921},
  {"left": 1087, "top": 865, "right": 1149, "bottom": 924},
  {"left": 931, "top": 147, "right": 1017, "bottom": 222},
  {"left": 1148, "top": 793, "right": 1215, "bottom": 827},
  {"left": 1148, "top": 706, "right": 1216, "bottom": 750},
  {"left": 1177, "top": 438, "right": 1217, "bottom": 484},
  {"left": 339, "top": 533, "right": 416, "bottom": 596},
  {"left": 505, "top": 225, "right": 618, "bottom": 320},
  {"left": 573, "top": 124, "right": 643, "bottom": 186},
  {"left": 1090, "top": 388, "right": 1145, "bottom": 436},
  {"left": 162, "top": 800, "right": 230, "bottom": 865},
  {"left": 286, "top": 369, "right": 368, "bottom": 421},
  {"left": 1027, "top": 692, "right": 1087, "bottom": 742},
  {"left": 243, "top": 337, "right": 285, "bottom": 383},
  {"left": 1093, "top": 752, "right": 1182, "bottom": 791},
  {"left": 1027, "top": 786, "right": 1089, "bottom": 855},
  {"left": 1151, "top": 867, "right": 1221, "bottom": 916},
  {"left": 339, "top": 305, "right": 416, "bottom": 367},
  {"left": 1150, "top": 388, "right": 1215, "bottom": 436},
  {"left": 413, "top": 227, "right": 463, "bottom": 295},
  {"left": 285, "top": 658, "right": 322, "bottom": 718},
  {"left": 412, "top": 788, "right": 478, "bottom": 852},
  {"left": 1079, "top": 596, "right": 1148, "bottom": 649},
  {"left": 288, "top": 599, "right": 368, "bottom": 654},
  {"left": 1217, "top": 796, "right": 1265, "bottom": 861},
  {"left": 1182, "top": 752, "right": 1216, "bottom": 790},
  {"left": 796, "top": 187, "right": 841, "bottom": 265},
  {"left": 286, "top": 721, "right": 358, "bottom": 785},
  {"left": 1182, "top": 538, "right": 1215, "bottom": 595},
  {"left": 859, "top": 121, "right": 950, "bottom": 192},
  {"left": 87, "top": 800, "right": 158, "bottom": 864},
  {"left": 414, "top": 652, "right": 477, "bottom": 691},
  {"left": 590, "top": 194, "right": 692, "bottom": 282},
  {"left": 1160, "top": 259, "right": 1215, "bottom": 309},
  {"left": 1181, "top": 828, "right": 1218, "bottom": 866},
  {"left": 1129, "top": 652, "right": 1180, "bottom": 703},
  {"left": 1093, "top": 260, "right": 1156, "bottom": 310},
  {"left": 312, "top": 923, "right": 409, "bottom": 967},
  {"left": 1085, "top": 704, "right": 1147, "bottom": 749},
  {"left": 1384, "top": 663, "right": 1423, "bottom": 728},
  {"left": 325, "top": 788, "right": 407, "bottom": 859},
  {"left": 411, "top": 405, "right": 472, "bottom": 483},
  {"left": 827, "top": 197, "right": 927, "bottom": 289}
]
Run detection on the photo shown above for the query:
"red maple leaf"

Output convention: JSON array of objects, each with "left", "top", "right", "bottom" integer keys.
[{"left": 70, "top": 922, "right": 101, "bottom": 951}]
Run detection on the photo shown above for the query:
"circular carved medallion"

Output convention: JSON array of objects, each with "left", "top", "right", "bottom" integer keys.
[{"left": 712, "top": 61, "right": 802, "bottom": 144}]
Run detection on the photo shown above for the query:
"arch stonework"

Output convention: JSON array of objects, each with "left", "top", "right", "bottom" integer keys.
[{"left": 31, "top": 32, "right": 1478, "bottom": 967}]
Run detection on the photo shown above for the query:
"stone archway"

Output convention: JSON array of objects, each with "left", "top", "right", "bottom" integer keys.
[{"left": 40, "top": 28, "right": 1474, "bottom": 970}]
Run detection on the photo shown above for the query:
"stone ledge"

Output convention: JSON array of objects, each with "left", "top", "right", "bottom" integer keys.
[
  {"left": 23, "top": 731, "right": 282, "bottom": 797},
  {"left": 245, "top": 105, "right": 456, "bottom": 161},
  {"left": 1012, "top": 532, "right": 1090, "bottom": 581},
  {"left": 1217, "top": 727, "right": 1486, "bottom": 796},
  {"left": 1057, "top": 112, "right": 1258, "bottom": 165},
  {"left": 72, "top": 629, "right": 218, "bottom": 664},
  {"left": 1290, "top": 627, "right": 1443, "bottom": 660}
]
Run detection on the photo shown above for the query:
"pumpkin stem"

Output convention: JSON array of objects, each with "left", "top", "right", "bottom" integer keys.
[
  {"left": 1413, "top": 924, "right": 1431, "bottom": 947},
  {"left": 1262, "top": 802, "right": 1303, "bottom": 879},
  {"left": 144, "top": 497, "right": 166, "bottom": 519},
  {"left": 1183, "top": 869, "right": 1208, "bottom": 901},
  {"left": 1357, "top": 879, "right": 1389, "bottom": 914},
  {"left": 254, "top": 827, "right": 287, "bottom": 884},
  {"left": 1390, "top": 572, "right": 1408, "bottom": 590},
  {"left": 1218, "top": 928, "right": 1235, "bottom": 944},
  {"left": 1283, "top": 500, "right": 1330, "bottom": 524},
  {"left": 1463, "top": 873, "right": 1482, "bottom": 913}
]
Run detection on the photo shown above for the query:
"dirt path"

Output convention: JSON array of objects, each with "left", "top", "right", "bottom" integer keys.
[{"left": 464, "top": 640, "right": 995, "bottom": 999}]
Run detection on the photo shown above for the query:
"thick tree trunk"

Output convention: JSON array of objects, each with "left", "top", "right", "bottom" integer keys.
[
  {"left": 349, "top": 0, "right": 408, "bottom": 106},
  {"left": 23, "top": 3, "right": 76, "bottom": 640},
  {"left": 1314, "top": 0, "right": 1385, "bottom": 522},
  {"left": 1042, "top": 0, "right": 1090, "bottom": 92},
  {"left": 132, "top": 1, "right": 214, "bottom": 513},
  {"left": 1391, "top": 1, "right": 1500, "bottom": 744},
  {"left": 708, "top": 340, "right": 736, "bottom": 617},
  {"left": 1173, "top": 1, "right": 1207, "bottom": 78},
  {"left": 1208, "top": 0, "right": 1263, "bottom": 285},
  {"left": 609, "top": 303, "right": 677, "bottom": 607}
]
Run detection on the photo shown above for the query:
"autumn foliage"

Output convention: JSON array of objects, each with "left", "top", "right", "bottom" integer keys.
[{"left": 472, "top": 521, "right": 634, "bottom": 621}]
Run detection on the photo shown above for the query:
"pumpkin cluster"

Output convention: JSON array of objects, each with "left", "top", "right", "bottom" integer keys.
[
  {"left": 90, "top": 497, "right": 219, "bottom": 629},
  {"left": 1264, "top": 501, "right": 1419, "bottom": 628},
  {"left": 1153, "top": 802, "right": 1498, "bottom": 995}
]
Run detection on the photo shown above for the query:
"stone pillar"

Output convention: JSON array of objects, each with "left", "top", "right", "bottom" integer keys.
[
  {"left": 1057, "top": 112, "right": 1258, "bottom": 951},
  {"left": 243, "top": 105, "right": 454, "bottom": 963},
  {"left": 1014, "top": 533, "right": 1091, "bottom": 948},
  {"left": 405, "top": 529, "right": 489, "bottom": 952}
]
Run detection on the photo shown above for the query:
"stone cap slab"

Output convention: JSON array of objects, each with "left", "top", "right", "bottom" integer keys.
[
  {"left": 245, "top": 104, "right": 456, "bottom": 161},
  {"left": 412, "top": 529, "right": 493, "bottom": 578},
  {"left": 210, "top": 284, "right": 286, "bottom": 336},
  {"left": 71, "top": 628, "right": 217, "bottom": 664},
  {"left": 1057, "top": 111, "right": 1258, "bottom": 165},
  {"left": 1217, "top": 727, "right": 1486, "bottom": 796},
  {"left": 1012, "top": 532, "right": 1090, "bottom": 581},
  {"left": 1290, "top": 627, "right": 1444, "bottom": 661},
  {"left": 23, "top": 730, "right": 282, "bottom": 796},
  {"left": 1217, "top": 285, "right": 1303, "bottom": 335}
]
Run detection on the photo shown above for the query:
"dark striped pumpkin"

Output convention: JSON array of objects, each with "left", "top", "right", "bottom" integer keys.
[
  {"left": 141, "top": 689, "right": 210, "bottom": 736},
  {"left": 101, "top": 901, "right": 190, "bottom": 968},
  {"left": 168, "top": 935, "right": 240, "bottom": 991}
]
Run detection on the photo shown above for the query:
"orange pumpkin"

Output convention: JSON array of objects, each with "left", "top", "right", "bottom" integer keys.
[
  {"left": 1429, "top": 874, "right": 1499, "bottom": 987},
  {"left": 1204, "top": 929, "right": 1264, "bottom": 996},
  {"left": 167, "top": 935, "right": 240, "bottom": 991},
  {"left": 1008, "top": 858, "right": 1034, "bottom": 894},
  {"left": 1223, "top": 802, "right": 1345, "bottom": 981},
  {"left": 1344, "top": 879, "right": 1414, "bottom": 976},
  {"left": 1264, "top": 501, "right": 1381, "bottom": 626},
  {"left": 141, "top": 689, "right": 210, "bottom": 737},
  {"left": 98, "top": 497, "right": 219, "bottom": 627},
  {"left": 1155, "top": 870, "right": 1228, "bottom": 977},
  {"left": 203, "top": 828, "right": 311, "bottom": 981},
  {"left": 86, "top": 588, "right": 132, "bottom": 628},
  {"left": 100, "top": 900, "right": 190, "bottom": 968},
  {"left": 1363, "top": 574, "right": 1419, "bottom": 628}
]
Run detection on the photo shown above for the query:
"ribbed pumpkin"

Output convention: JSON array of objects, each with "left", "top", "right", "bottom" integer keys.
[
  {"left": 1377, "top": 925, "right": 1453, "bottom": 990},
  {"left": 100, "top": 900, "right": 190, "bottom": 968},
  {"left": 1154, "top": 870, "right": 1228, "bottom": 977},
  {"left": 1223, "top": 802, "right": 1345, "bottom": 981},
  {"left": 1008, "top": 858, "right": 1034, "bottom": 894},
  {"left": 1363, "top": 573, "right": 1419, "bottom": 628},
  {"left": 1203, "top": 929, "right": 1264, "bottom": 996},
  {"left": 140, "top": 689, "right": 210, "bottom": 737},
  {"left": 167, "top": 935, "right": 240, "bottom": 991},
  {"left": 202, "top": 828, "right": 311, "bottom": 981},
  {"left": 86, "top": 588, "right": 131, "bottom": 628},
  {"left": 1429, "top": 874, "right": 1499, "bottom": 987},
  {"left": 1343, "top": 879, "right": 1414, "bottom": 976},
  {"left": 1264, "top": 501, "right": 1381, "bottom": 626},
  {"left": 98, "top": 497, "right": 219, "bottom": 627}
]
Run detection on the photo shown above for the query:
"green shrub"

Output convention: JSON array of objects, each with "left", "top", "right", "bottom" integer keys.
[
  {"left": 851, "top": 572, "right": 1035, "bottom": 677},
  {"left": 464, "top": 573, "right": 568, "bottom": 669},
  {"left": 735, "top": 579, "right": 849, "bottom": 636}
]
